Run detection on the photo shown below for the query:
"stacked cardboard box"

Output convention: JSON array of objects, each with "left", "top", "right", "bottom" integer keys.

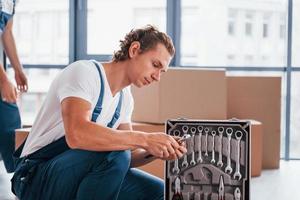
[
  {"left": 132, "top": 68, "right": 281, "bottom": 171},
  {"left": 227, "top": 77, "right": 281, "bottom": 169},
  {"left": 131, "top": 68, "right": 227, "bottom": 123}
]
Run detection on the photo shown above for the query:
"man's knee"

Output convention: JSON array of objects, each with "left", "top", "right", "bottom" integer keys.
[{"left": 106, "top": 150, "right": 131, "bottom": 174}]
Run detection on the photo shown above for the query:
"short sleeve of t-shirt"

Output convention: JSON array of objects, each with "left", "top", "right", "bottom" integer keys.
[{"left": 57, "top": 61, "right": 99, "bottom": 104}]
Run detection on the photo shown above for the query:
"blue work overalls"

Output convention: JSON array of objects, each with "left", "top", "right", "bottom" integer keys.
[
  {"left": 0, "top": 0, "right": 20, "bottom": 173},
  {"left": 0, "top": 98, "right": 21, "bottom": 172},
  {"left": 11, "top": 61, "right": 164, "bottom": 200}
]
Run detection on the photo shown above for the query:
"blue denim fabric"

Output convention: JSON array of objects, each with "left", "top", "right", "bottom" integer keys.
[
  {"left": 13, "top": 149, "right": 164, "bottom": 200},
  {"left": 0, "top": 97, "right": 21, "bottom": 172}
]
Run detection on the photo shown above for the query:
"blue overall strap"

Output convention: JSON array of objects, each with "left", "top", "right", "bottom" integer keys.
[
  {"left": 92, "top": 61, "right": 123, "bottom": 128},
  {"left": 91, "top": 61, "right": 105, "bottom": 122},
  {"left": 107, "top": 90, "right": 123, "bottom": 128}
]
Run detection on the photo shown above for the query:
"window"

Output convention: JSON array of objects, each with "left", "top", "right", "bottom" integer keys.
[
  {"left": 6, "top": 67, "right": 62, "bottom": 125},
  {"left": 263, "top": 23, "right": 269, "bottom": 38},
  {"left": 13, "top": 0, "right": 69, "bottom": 65},
  {"left": 280, "top": 24, "right": 286, "bottom": 39},
  {"left": 290, "top": 73, "right": 300, "bottom": 158},
  {"left": 228, "top": 21, "right": 235, "bottom": 36},
  {"left": 280, "top": 13, "right": 286, "bottom": 39},
  {"left": 181, "top": 0, "right": 287, "bottom": 67},
  {"left": 181, "top": 6, "right": 199, "bottom": 66},
  {"left": 245, "top": 55, "right": 254, "bottom": 65},
  {"left": 227, "top": 54, "right": 236, "bottom": 66},
  {"left": 245, "top": 11, "right": 254, "bottom": 37},
  {"left": 292, "top": 0, "right": 300, "bottom": 66},
  {"left": 87, "top": 0, "right": 166, "bottom": 55},
  {"left": 245, "top": 22, "right": 253, "bottom": 36},
  {"left": 8, "top": 0, "right": 68, "bottom": 125},
  {"left": 262, "top": 12, "right": 271, "bottom": 38},
  {"left": 228, "top": 9, "right": 237, "bottom": 36}
]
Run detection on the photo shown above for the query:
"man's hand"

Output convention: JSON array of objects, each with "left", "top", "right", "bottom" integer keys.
[
  {"left": 14, "top": 69, "right": 28, "bottom": 92},
  {"left": 0, "top": 78, "right": 17, "bottom": 103},
  {"left": 143, "top": 133, "right": 187, "bottom": 160}
]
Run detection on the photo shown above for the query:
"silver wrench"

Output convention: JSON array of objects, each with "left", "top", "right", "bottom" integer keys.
[
  {"left": 204, "top": 127, "right": 209, "bottom": 156},
  {"left": 217, "top": 126, "right": 224, "bottom": 167},
  {"left": 233, "top": 131, "right": 243, "bottom": 180},
  {"left": 172, "top": 159, "right": 180, "bottom": 174},
  {"left": 234, "top": 188, "right": 241, "bottom": 200},
  {"left": 225, "top": 127, "right": 233, "bottom": 174},
  {"left": 197, "top": 126, "right": 203, "bottom": 163},
  {"left": 181, "top": 126, "right": 189, "bottom": 168},
  {"left": 211, "top": 130, "right": 216, "bottom": 164},
  {"left": 190, "top": 127, "right": 196, "bottom": 166},
  {"left": 172, "top": 129, "right": 183, "bottom": 173}
]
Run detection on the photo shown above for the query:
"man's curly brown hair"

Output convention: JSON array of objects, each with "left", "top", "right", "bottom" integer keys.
[{"left": 112, "top": 25, "right": 175, "bottom": 62}]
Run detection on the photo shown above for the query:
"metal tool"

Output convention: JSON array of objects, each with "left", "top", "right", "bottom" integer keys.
[
  {"left": 173, "top": 129, "right": 181, "bottom": 137},
  {"left": 190, "top": 127, "right": 196, "bottom": 166},
  {"left": 172, "top": 177, "right": 184, "bottom": 200},
  {"left": 181, "top": 126, "right": 189, "bottom": 168},
  {"left": 233, "top": 131, "right": 243, "bottom": 180},
  {"left": 211, "top": 130, "right": 216, "bottom": 164},
  {"left": 225, "top": 127, "right": 233, "bottom": 174},
  {"left": 178, "top": 134, "right": 191, "bottom": 143},
  {"left": 204, "top": 127, "right": 209, "bottom": 156},
  {"left": 234, "top": 187, "right": 241, "bottom": 200},
  {"left": 218, "top": 175, "right": 225, "bottom": 200},
  {"left": 197, "top": 125, "right": 203, "bottom": 163},
  {"left": 144, "top": 132, "right": 190, "bottom": 160},
  {"left": 217, "top": 126, "right": 224, "bottom": 167},
  {"left": 172, "top": 158, "right": 180, "bottom": 174}
]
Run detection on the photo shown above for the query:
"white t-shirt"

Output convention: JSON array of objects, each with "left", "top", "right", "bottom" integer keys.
[{"left": 21, "top": 60, "right": 134, "bottom": 157}]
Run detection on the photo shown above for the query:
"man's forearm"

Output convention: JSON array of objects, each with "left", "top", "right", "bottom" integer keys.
[
  {"left": 2, "top": 20, "right": 22, "bottom": 72},
  {"left": 65, "top": 120, "right": 147, "bottom": 152}
]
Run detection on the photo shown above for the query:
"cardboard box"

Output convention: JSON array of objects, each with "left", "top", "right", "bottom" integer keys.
[
  {"left": 227, "top": 77, "right": 281, "bottom": 169},
  {"left": 250, "top": 120, "right": 263, "bottom": 177},
  {"left": 15, "top": 127, "right": 31, "bottom": 150},
  {"left": 131, "top": 68, "right": 227, "bottom": 124}
]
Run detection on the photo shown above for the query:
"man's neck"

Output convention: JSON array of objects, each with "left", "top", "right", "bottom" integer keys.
[{"left": 102, "top": 61, "right": 131, "bottom": 97}]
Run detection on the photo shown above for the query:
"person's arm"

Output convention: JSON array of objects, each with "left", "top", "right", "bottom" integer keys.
[
  {"left": 118, "top": 123, "right": 156, "bottom": 167},
  {"left": 0, "top": 65, "right": 17, "bottom": 103},
  {"left": 61, "top": 96, "right": 183, "bottom": 158},
  {"left": 117, "top": 123, "right": 186, "bottom": 168},
  {"left": 2, "top": 19, "right": 28, "bottom": 92}
]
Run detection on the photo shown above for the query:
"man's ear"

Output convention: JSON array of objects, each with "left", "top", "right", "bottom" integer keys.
[{"left": 128, "top": 41, "right": 141, "bottom": 58}]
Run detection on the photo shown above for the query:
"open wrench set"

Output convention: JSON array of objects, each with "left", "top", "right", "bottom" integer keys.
[{"left": 165, "top": 119, "right": 250, "bottom": 200}]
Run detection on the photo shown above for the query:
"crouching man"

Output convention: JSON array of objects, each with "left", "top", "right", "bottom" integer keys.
[{"left": 11, "top": 25, "right": 187, "bottom": 200}]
